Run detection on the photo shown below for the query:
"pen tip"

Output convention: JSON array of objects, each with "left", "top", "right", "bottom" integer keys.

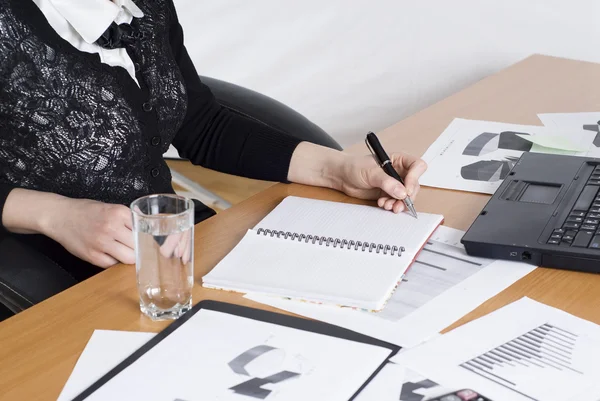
[{"left": 408, "top": 207, "right": 418, "bottom": 219}]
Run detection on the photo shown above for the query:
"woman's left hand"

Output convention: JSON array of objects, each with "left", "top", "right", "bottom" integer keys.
[{"left": 288, "top": 142, "right": 428, "bottom": 214}]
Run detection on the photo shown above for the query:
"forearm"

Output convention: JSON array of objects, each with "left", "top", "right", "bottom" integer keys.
[
  {"left": 287, "top": 142, "right": 348, "bottom": 190},
  {"left": 2, "top": 188, "right": 67, "bottom": 235}
]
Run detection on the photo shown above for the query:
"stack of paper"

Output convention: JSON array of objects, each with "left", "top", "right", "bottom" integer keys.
[
  {"left": 61, "top": 298, "right": 600, "bottom": 401},
  {"left": 59, "top": 306, "right": 396, "bottom": 401},
  {"left": 246, "top": 225, "right": 536, "bottom": 348},
  {"left": 392, "top": 297, "right": 600, "bottom": 401},
  {"left": 59, "top": 332, "right": 407, "bottom": 401}
]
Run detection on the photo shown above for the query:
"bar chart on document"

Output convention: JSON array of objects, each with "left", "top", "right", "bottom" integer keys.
[
  {"left": 377, "top": 228, "right": 492, "bottom": 321},
  {"left": 460, "top": 322, "right": 598, "bottom": 401},
  {"left": 393, "top": 298, "right": 600, "bottom": 401},
  {"left": 245, "top": 225, "right": 537, "bottom": 348}
]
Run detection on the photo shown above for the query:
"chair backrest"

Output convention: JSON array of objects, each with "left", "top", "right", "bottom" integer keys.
[{"left": 200, "top": 75, "right": 343, "bottom": 151}]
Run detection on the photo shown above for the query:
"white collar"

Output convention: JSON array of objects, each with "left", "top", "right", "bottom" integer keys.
[{"left": 48, "top": 0, "right": 144, "bottom": 44}]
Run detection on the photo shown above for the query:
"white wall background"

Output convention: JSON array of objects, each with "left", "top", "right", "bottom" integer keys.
[{"left": 173, "top": 0, "right": 600, "bottom": 148}]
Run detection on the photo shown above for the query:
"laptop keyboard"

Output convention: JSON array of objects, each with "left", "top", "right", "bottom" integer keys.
[{"left": 548, "top": 166, "right": 600, "bottom": 249}]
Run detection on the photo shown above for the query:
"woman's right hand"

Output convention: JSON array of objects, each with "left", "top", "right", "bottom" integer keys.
[
  {"left": 2, "top": 188, "right": 135, "bottom": 268},
  {"left": 43, "top": 198, "right": 136, "bottom": 268}
]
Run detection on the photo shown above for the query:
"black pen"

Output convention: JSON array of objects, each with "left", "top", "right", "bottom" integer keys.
[{"left": 365, "top": 132, "right": 418, "bottom": 218}]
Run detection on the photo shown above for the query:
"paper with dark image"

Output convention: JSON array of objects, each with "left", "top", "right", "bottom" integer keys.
[
  {"left": 67, "top": 309, "right": 391, "bottom": 401},
  {"left": 392, "top": 298, "right": 600, "bottom": 401},
  {"left": 420, "top": 118, "right": 596, "bottom": 194},
  {"left": 352, "top": 363, "right": 457, "bottom": 401}
]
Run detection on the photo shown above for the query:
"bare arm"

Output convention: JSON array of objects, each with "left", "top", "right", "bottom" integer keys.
[
  {"left": 2, "top": 188, "right": 66, "bottom": 235},
  {"left": 1, "top": 188, "right": 136, "bottom": 267},
  {"left": 287, "top": 142, "right": 427, "bottom": 214}
]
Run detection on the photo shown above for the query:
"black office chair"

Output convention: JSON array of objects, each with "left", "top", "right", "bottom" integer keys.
[
  {"left": 0, "top": 76, "right": 342, "bottom": 322},
  {"left": 200, "top": 76, "right": 341, "bottom": 150}
]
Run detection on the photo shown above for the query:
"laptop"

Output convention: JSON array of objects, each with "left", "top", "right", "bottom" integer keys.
[{"left": 461, "top": 151, "right": 600, "bottom": 273}]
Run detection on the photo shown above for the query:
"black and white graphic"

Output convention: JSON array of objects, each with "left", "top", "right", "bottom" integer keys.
[
  {"left": 400, "top": 378, "right": 439, "bottom": 401},
  {"left": 228, "top": 345, "right": 301, "bottom": 399},
  {"left": 389, "top": 298, "right": 600, "bottom": 401},
  {"left": 460, "top": 156, "right": 519, "bottom": 182},
  {"left": 398, "top": 368, "right": 453, "bottom": 401},
  {"left": 459, "top": 323, "right": 584, "bottom": 401},
  {"left": 582, "top": 121, "right": 600, "bottom": 147},
  {"left": 420, "top": 118, "right": 594, "bottom": 194},
  {"left": 462, "top": 132, "right": 532, "bottom": 156}
]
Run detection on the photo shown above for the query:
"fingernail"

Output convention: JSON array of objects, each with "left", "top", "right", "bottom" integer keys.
[{"left": 393, "top": 187, "right": 406, "bottom": 199}]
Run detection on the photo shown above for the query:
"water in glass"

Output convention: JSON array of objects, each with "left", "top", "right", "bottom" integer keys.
[{"left": 132, "top": 195, "right": 194, "bottom": 320}]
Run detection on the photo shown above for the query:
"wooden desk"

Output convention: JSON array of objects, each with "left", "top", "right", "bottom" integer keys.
[{"left": 2, "top": 54, "right": 600, "bottom": 401}]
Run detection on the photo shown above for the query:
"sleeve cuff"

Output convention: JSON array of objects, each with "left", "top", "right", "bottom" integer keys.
[{"left": 0, "top": 183, "right": 16, "bottom": 235}]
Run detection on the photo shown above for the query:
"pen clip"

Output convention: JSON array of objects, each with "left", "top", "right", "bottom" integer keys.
[{"left": 365, "top": 137, "right": 382, "bottom": 167}]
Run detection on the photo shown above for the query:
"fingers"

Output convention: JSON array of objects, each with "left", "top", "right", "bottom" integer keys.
[
  {"left": 159, "top": 231, "right": 192, "bottom": 263},
  {"left": 91, "top": 252, "right": 120, "bottom": 269},
  {"left": 369, "top": 169, "right": 408, "bottom": 200},
  {"left": 105, "top": 240, "right": 136, "bottom": 265},
  {"left": 115, "top": 225, "right": 135, "bottom": 249},
  {"left": 114, "top": 205, "right": 134, "bottom": 230},
  {"left": 105, "top": 206, "right": 135, "bottom": 264},
  {"left": 412, "top": 182, "right": 421, "bottom": 200},
  {"left": 181, "top": 231, "right": 192, "bottom": 265},
  {"left": 377, "top": 196, "right": 406, "bottom": 214},
  {"left": 393, "top": 155, "right": 427, "bottom": 197},
  {"left": 392, "top": 199, "right": 405, "bottom": 214},
  {"left": 384, "top": 198, "right": 396, "bottom": 211},
  {"left": 159, "top": 232, "right": 182, "bottom": 258}
]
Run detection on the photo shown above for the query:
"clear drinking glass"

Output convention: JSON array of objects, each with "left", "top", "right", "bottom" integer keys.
[{"left": 131, "top": 194, "right": 195, "bottom": 320}]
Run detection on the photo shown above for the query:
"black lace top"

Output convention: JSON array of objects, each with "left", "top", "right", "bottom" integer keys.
[{"left": 0, "top": 0, "right": 301, "bottom": 230}]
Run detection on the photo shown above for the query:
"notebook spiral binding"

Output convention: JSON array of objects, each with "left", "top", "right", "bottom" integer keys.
[{"left": 256, "top": 228, "right": 405, "bottom": 257}]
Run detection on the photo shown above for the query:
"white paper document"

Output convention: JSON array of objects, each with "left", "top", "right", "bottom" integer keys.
[
  {"left": 71, "top": 309, "right": 392, "bottom": 401},
  {"left": 246, "top": 226, "right": 536, "bottom": 348},
  {"left": 354, "top": 363, "right": 406, "bottom": 401},
  {"left": 398, "top": 367, "right": 460, "bottom": 401},
  {"left": 57, "top": 330, "right": 155, "bottom": 401},
  {"left": 60, "top": 331, "right": 406, "bottom": 401},
  {"left": 420, "top": 118, "right": 597, "bottom": 194},
  {"left": 538, "top": 112, "right": 600, "bottom": 158},
  {"left": 392, "top": 297, "right": 600, "bottom": 401}
]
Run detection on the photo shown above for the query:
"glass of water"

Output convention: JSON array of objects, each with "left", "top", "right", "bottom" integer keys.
[{"left": 131, "top": 194, "right": 195, "bottom": 320}]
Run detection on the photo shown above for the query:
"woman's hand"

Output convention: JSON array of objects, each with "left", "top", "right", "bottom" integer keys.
[
  {"left": 43, "top": 198, "right": 136, "bottom": 268},
  {"left": 2, "top": 188, "right": 135, "bottom": 268},
  {"left": 288, "top": 142, "right": 427, "bottom": 214},
  {"left": 337, "top": 152, "right": 427, "bottom": 213}
]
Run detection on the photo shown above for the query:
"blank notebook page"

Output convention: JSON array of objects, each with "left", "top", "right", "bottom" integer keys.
[
  {"left": 203, "top": 196, "right": 444, "bottom": 310},
  {"left": 254, "top": 196, "right": 443, "bottom": 253},
  {"left": 203, "top": 230, "right": 407, "bottom": 309}
]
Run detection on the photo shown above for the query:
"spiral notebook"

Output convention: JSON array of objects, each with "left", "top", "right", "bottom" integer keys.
[{"left": 202, "top": 196, "right": 444, "bottom": 311}]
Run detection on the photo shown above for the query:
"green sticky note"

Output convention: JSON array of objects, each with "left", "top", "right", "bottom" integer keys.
[
  {"left": 516, "top": 134, "right": 588, "bottom": 152},
  {"left": 529, "top": 144, "right": 580, "bottom": 155}
]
